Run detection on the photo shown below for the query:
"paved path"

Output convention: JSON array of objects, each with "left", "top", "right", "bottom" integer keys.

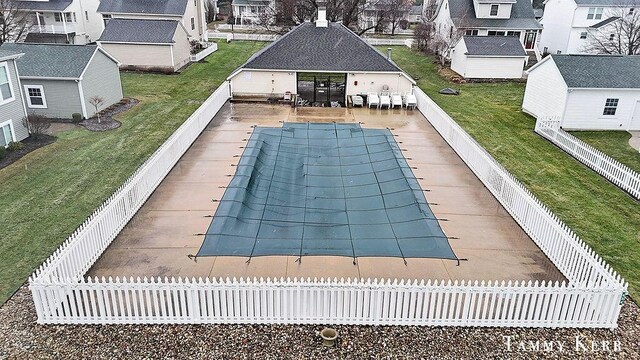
[{"left": 628, "top": 131, "right": 640, "bottom": 152}]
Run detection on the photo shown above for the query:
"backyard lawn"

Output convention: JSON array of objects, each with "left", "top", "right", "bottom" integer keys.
[
  {"left": 571, "top": 131, "right": 640, "bottom": 174},
  {"left": 386, "top": 46, "right": 640, "bottom": 299},
  {"left": 0, "top": 41, "right": 265, "bottom": 304}
]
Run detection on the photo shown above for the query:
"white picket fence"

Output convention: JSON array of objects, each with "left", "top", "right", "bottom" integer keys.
[
  {"left": 28, "top": 84, "right": 627, "bottom": 327},
  {"left": 190, "top": 42, "right": 218, "bottom": 62},
  {"left": 207, "top": 30, "right": 413, "bottom": 47},
  {"left": 535, "top": 119, "right": 640, "bottom": 199}
]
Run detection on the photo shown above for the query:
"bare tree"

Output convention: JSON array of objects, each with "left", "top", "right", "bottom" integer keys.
[
  {"left": 413, "top": 21, "right": 433, "bottom": 51},
  {"left": 0, "top": 0, "right": 33, "bottom": 45},
  {"left": 89, "top": 96, "right": 105, "bottom": 123},
  {"left": 379, "top": 0, "right": 412, "bottom": 35},
  {"left": 585, "top": 7, "right": 640, "bottom": 55},
  {"left": 204, "top": 0, "right": 218, "bottom": 23}
]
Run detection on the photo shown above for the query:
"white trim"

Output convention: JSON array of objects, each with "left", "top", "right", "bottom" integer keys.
[
  {"left": 23, "top": 85, "right": 48, "bottom": 109},
  {"left": 97, "top": 41, "right": 174, "bottom": 46},
  {"left": 77, "top": 80, "right": 88, "bottom": 119},
  {"left": 12, "top": 59, "right": 29, "bottom": 123},
  {"left": 19, "top": 76, "right": 80, "bottom": 81},
  {"left": 170, "top": 46, "right": 175, "bottom": 68},
  {"left": 228, "top": 68, "right": 417, "bottom": 85},
  {"left": 0, "top": 61, "right": 16, "bottom": 106},
  {"left": 0, "top": 119, "right": 16, "bottom": 147}
]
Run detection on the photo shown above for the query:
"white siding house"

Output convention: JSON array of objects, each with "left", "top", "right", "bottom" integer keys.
[
  {"left": 228, "top": 13, "right": 415, "bottom": 104},
  {"left": 523, "top": 54, "right": 640, "bottom": 130},
  {"left": 0, "top": 50, "right": 29, "bottom": 146},
  {"left": 450, "top": 36, "right": 528, "bottom": 78},
  {"left": 539, "top": 0, "right": 640, "bottom": 55}
]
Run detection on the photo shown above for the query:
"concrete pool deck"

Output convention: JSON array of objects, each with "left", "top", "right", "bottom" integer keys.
[{"left": 88, "top": 103, "right": 565, "bottom": 283}]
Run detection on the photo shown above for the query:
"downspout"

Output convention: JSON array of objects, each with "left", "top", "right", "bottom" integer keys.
[{"left": 77, "top": 79, "right": 89, "bottom": 119}]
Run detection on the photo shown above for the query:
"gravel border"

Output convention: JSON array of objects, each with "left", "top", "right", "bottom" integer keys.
[{"left": 0, "top": 285, "right": 638, "bottom": 359}]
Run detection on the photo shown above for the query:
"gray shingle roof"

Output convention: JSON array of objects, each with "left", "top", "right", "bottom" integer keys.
[
  {"left": 0, "top": 43, "right": 98, "bottom": 78},
  {"left": 410, "top": 5, "right": 423, "bottom": 14},
  {"left": 241, "top": 22, "right": 403, "bottom": 72},
  {"left": 551, "top": 54, "right": 640, "bottom": 88},
  {"left": 99, "top": 19, "right": 178, "bottom": 44},
  {"left": 462, "top": 36, "right": 526, "bottom": 56},
  {"left": 16, "top": 0, "right": 72, "bottom": 11},
  {"left": 574, "top": 0, "right": 640, "bottom": 5},
  {"left": 448, "top": 0, "right": 541, "bottom": 29},
  {"left": 97, "top": 0, "right": 188, "bottom": 15}
]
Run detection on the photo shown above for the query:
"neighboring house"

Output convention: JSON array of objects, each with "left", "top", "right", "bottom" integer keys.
[
  {"left": 227, "top": 9, "right": 416, "bottom": 104},
  {"left": 409, "top": 5, "right": 424, "bottom": 22},
  {"left": 522, "top": 54, "right": 640, "bottom": 130},
  {"left": 360, "top": 0, "right": 413, "bottom": 33},
  {"left": 98, "top": 0, "right": 208, "bottom": 42},
  {"left": 0, "top": 43, "right": 123, "bottom": 120},
  {"left": 450, "top": 35, "right": 528, "bottom": 78},
  {"left": 231, "top": 0, "right": 275, "bottom": 25},
  {"left": 97, "top": 19, "right": 192, "bottom": 72},
  {"left": 16, "top": 0, "right": 104, "bottom": 44},
  {"left": 0, "top": 50, "right": 29, "bottom": 146},
  {"left": 431, "top": 0, "right": 542, "bottom": 55},
  {"left": 539, "top": 0, "right": 640, "bottom": 54}
]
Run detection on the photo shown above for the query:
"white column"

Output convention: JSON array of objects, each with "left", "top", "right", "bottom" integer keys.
[{"left": 62, "top": 12, "right": 67, "bottom": 34}]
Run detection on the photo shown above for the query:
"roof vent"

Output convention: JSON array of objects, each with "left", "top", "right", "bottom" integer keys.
[{"left": 316, "top": 1, "right": 328, "bottom": 27}]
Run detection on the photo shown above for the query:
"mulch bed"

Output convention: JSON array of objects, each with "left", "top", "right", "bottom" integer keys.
[
  {"left": 79, "top": 98, "right": 139, "bottom": 132},
  {"left": 0, "top": 284, "right": 638, "bottom": 359},
  {"left": 0, "top": 135, "right": 56, "bottom": 171}
]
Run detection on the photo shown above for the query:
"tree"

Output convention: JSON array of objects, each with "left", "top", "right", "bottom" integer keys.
[
  {"left": 89, "top": 96, "right": 105, "bottom": 123},
  {"left": 585, "top": 7, "right": 640, "bottom": 55},
  {"left": 204, "top": 0, "right": 218, "bottom": 23},
  {"left": 379, "top": 0, "right": 412, "bottom": 35},
  {"left": 0, "top": 0, "right": 33, "bottom": 45},
  {"left": 413, "top": 21, "right": 433, "bottom": 51}
]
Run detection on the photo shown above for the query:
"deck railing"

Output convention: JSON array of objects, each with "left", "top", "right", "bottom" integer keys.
[
  {"left": 535, "top": 118, "right": 640, "bottom": 199},
  {"left": 28, "top": 84, "right": 627, "bottom": 327}
]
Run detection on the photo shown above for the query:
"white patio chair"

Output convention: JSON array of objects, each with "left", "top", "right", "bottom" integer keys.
[
  {"left": 352, "top": 95, "right": 364, "bottom": 107},
  {"left": 367, "top": 92, "right": 379, "bottom": 108},
  {"left": 379, "top": 91, "right": 391, "bottom": 109},
  {"left": 391, "top": 92, "right": 403, "bottom": 108},
  {"left": 404, "top": 92, "right": 417, "bottom": 110}
]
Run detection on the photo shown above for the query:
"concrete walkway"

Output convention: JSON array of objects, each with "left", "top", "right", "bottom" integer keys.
[
  {"left": 88, "top": 104, "right": 564, "bottom": 284},
  {"left": 628, "top": 131, "right": 640, "bottom": 152}
]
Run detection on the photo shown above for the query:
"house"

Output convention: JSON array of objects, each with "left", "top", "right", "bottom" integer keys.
[
  {"left": 431, "top": 0, "right": 542, "bottom": 55},
  {"left": 360, "top": 0, "right": 413, "bottom": 33},
  {"left": 97, "top": 0, "right": 208, "bottom": 42},
  {"left": 0, "top": 50, "right": 29, "bottom": 146},
  {"left": 450, "top": 35, "right": 528, "bottom": 78},
  {"left": 0, "top": 43, "right": 123, "bottom": 120},
  {"left": 97, "top": 19, "right": 192, "bottom": 72},
  {"left": 16, "top": 0, "right": 104, "bottom": 44},
  {"left": 409, "top": 5, "right": 424, "bottom": 22},
  {"left": 231, "top": 0, "right": 274, "bottom": 25},
  {"left": 522, "top": 54, "right": 640, "bottom": 130},
  {"left": 227, "top": 7, "right": 415, "bottom": 104},
  {"left": 539, "top": 0, "right": 640, "bottom": 55}
]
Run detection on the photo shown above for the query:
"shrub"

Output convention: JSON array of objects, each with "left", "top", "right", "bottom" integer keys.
[
  {"left": 0, "top": 146, "right": 6, "bottom": 160},
  {"left": 22, "top": 114, "right": 51, "bottom": 139},
  {"left": 72, "top": 113, "right": 83, "bottom": 122},
  {"left": 7, "top": 141, "right": 25, "bottom": 151}
]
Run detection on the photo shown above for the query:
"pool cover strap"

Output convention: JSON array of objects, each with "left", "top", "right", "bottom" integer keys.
[{"left": 196, "top": 122, "right": 458, "bottom": 261}]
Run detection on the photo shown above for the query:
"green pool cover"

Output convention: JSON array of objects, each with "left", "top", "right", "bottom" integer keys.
[{"left": 196, "top": 123, "right": 457, "bottom": 261}]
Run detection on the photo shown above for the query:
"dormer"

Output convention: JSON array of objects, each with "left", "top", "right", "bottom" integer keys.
[{"left": 472, "top": 0, "right": 517, "bottom": 19}]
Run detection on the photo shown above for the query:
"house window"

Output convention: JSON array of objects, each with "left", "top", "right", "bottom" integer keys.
[
  {"left": 609, "top": 33, "right": 615, "bottom": 40},
  {"left": 191, "top": 17, "right": 195, "bottom": 30},
  {"left": 85, "top": 11, "right": 89, "bottom": 21},
  {"left": 507, "top": 31, "right": 521, "bottom": 37},
  {"left": 490, "top": 4, "right": 499, "bottom": 16},
  {"left": 465, "top": 29, "right": 479, "bottom": 35},
  {"left": 54, "top": 13, "right": 62, "bottom": 22},
  {"left": 587, "top": 7, "right": 603, "bottom": 20},
  {"left": 580, "top": 32, "right": 587, "bottom": 39},
  {"left": 488, "top": 30, "right": 505, "bottom": 36},
  {"left": 603, "top": 98, "right": 619, "bottom": 115},
  {"left": 0, "top": 121, "right": 15, "bottom": 148},
  {"left": 102, "top": 14, "right": 112, "bottom": 26},
  {"left": 0, "top": 62, "right": 15, "bottom": 104},
  {"left": 630, "top": 8, "right": 635, "bottom": 14},
  {"left": 24, "top": 85, "right": 47, "bottom": 108}
]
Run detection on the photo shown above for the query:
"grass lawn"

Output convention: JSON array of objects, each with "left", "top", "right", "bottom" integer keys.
[
  {"left": 385, "top": 46, "right": 640, "bottom": 299},
  {"left": 0, "top": 40, "right": 265, "bottom": 304},
  {"left": 571, "top": 131, "right": 640, "bottom": 174}
]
